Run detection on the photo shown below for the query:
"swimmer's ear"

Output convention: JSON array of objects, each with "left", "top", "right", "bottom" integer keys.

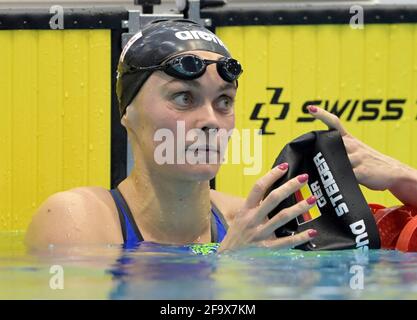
[
  {"left": 120, "top": 105, "right": 139, "bottom": 142},
  {"left": 121, "top": 113, "right": 127, "bottom": 128},
  {"left": 120, "top": 104, "right": 133, "bottom": 129}
]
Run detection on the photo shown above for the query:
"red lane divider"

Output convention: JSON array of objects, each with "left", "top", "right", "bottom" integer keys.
[{"left": 371, "top": 205, "right": 417, "bottom": 252}]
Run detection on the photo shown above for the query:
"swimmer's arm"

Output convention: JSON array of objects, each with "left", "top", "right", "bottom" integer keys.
[
  {"left": 388, "top": 165, "right": 417, "bottom": 207},
  {"left": 308, "top": 105, "right": 417, "bottom": 207},
  {"left": 25, "top": 191, "right": 90, "bottom": 248},
  {"left": 25, "top": 190, "right": 120, "bottom": 249}
]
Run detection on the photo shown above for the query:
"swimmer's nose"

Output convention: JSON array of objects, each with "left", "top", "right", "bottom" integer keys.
[
  {"left": 201, "top": 126, "right": 218, "bottom": 136},
  {"left": 195, "top": 103, "right": 220, "bottom": 132}
]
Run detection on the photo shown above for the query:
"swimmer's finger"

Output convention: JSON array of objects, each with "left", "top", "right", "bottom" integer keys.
[
  {"left": 348, "top": 152, "right": 361, "bottom": 168},
  {"left": 255, "top": 196, "right": 317, "bottom": 240},
  {"left": 342, "top": 135, "right": 357, "bottom": 154},
  {"left": 353, "top": 166, "right": 365, "bottom": 183},
  {"left": 307, "top": 105, "right": 348, "bottom": 136},
  {"left": 245, "top": 163, "right": 289, "bottom": 209},
  {"left": 255, "top": 174, "right": 309, "bottom": 223},
  {"left": 261, "top": 229, "right": 317, "bottom": 250}
]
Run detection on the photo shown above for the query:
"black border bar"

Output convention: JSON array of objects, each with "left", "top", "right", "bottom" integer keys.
[
  {"left": 201, "top": 3, "right": 417, "bottom": 26},
  {"left": 0, "top": 7, "right": 128, "bottom": 30},
  {"left": 111, "top": 28, "right": 128, "bottom": 188}
]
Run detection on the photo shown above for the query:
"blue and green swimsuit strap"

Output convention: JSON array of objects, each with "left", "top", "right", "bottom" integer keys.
[{"left": 109, "top": 188, "right": 229, "bottom": 248}]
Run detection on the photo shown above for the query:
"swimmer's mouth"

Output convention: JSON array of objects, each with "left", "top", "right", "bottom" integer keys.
[{"left": 186, "top": 145, "right": 219, "bottom": 153}]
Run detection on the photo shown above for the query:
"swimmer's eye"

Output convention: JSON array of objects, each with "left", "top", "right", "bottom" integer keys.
[
  {"left": 216, "top": 95, "right": 235, "bottom": 113},
  {"left": 172, "top": 91, "right": 194, "bottom": 108}
]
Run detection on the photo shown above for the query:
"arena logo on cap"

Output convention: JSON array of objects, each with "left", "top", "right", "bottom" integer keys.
[{"left": 174, "top": 30, "right": 228, "bottom": 49}]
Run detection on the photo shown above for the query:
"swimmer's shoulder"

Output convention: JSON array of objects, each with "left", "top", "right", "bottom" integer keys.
[
  {"left": 25, "top": 186, "right": 123, "bottom": 248},
  {"left": 209, "top": 189, "right": 245, "bottom": 224}
]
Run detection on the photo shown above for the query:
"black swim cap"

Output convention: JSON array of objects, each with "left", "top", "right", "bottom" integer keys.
[{"left": 116, "top": 19, "right": 232, "bottom": 118}]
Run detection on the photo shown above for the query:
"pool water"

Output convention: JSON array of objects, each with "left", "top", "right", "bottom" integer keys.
[{"left": 1, "top": 232, "right": 417, "bottom": 299}]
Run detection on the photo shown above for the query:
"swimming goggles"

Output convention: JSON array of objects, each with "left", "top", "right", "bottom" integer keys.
[{"left": 128, "top": 54, "right": 243, "bottom": 83}]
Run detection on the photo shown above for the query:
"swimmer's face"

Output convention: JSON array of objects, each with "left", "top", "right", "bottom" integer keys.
[{"left": 122, "top": 50, "right": 237, "bottom": 181}]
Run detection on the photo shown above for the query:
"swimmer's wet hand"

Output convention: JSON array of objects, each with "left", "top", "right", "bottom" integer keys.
[
  {"left": 307, "top": 105, "right": 417, "bottom": 207},
  {"left": 307, "top": 105, "right": 403, "bottom": 190},
  {"left": 218, "top": 164, "right": 318, "bottom": 252}
]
